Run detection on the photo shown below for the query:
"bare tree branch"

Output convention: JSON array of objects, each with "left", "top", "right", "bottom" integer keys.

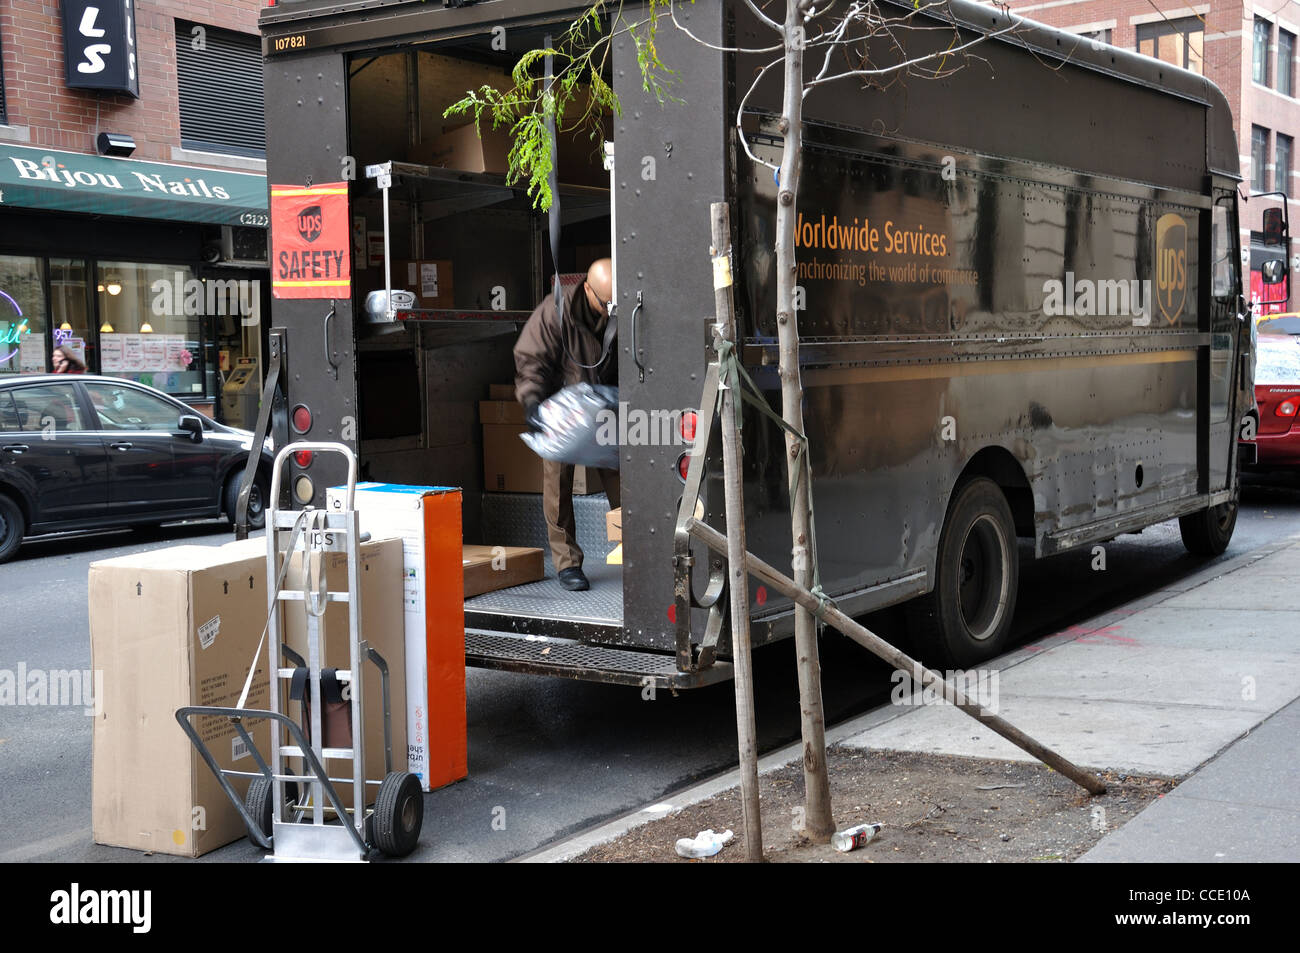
[
  {"left": 742, "top": 0, "right": 784, "bottom": 32},
  {"left": 735, "top": 53, "right": 787, "bottom": 173},
  {"left": 669, "top": 1, "right": 784, "bottom": 53}
]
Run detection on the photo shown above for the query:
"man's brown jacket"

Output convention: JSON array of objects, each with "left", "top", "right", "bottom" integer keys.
[{"left": 513, "top": 281, "right": 616, "bottom": 409}]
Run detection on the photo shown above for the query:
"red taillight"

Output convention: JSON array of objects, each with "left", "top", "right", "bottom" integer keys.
[
  {"left": 291, "top": 404, "right": 313, "bottom": 433},
  {"left": 676, "top": 451, "right": 692, "bottom": 482},
  {"left": 294, "top": 449, "right": 314, "bottom": 467},
  {"left": 1277, "top": 400, "right": 1299, "bottom": 418},
  {"left": 679, "top": 410, "right": 698, "bottom": 444}
]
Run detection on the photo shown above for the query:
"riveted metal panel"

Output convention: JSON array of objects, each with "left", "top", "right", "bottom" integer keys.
[
  {"left": 613, "top": 1, "right": 729, "bottom": 651},
  {"left": 264, "top": 50, "right": 356, "bottom": 506}
]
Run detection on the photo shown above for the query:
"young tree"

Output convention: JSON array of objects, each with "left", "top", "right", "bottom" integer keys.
[{"left": 451, "top": 0, "right": 1024, "bottom": 849}]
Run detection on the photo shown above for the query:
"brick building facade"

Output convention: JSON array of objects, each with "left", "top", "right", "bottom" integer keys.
[
  {"left": 1001, "top": 0, "right": 1300, "bottom": 311},
  {"left": 0, "top": 1, "right": 269, "bottom": 421}
]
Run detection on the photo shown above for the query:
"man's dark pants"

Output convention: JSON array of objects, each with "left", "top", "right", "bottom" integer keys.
[{"left": 542, "top": 459, "right": 621, "bottom": 571}]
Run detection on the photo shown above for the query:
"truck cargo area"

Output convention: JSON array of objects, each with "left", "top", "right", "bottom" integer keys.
[{"left": 344, "top": 40, "right": 627, "bottom": 641}]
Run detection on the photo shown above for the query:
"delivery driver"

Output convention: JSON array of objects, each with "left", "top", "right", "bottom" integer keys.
[{"left": 514, "top": 258, "right": 620, "bottom": 591}]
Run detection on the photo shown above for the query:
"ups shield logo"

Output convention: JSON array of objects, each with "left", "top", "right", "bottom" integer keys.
[
  {"left": 297, "top": 205, "right": 323, "bottom": 243},
  {"left": 1156, "top": 213, "right": 1187, "bottom": 325}
]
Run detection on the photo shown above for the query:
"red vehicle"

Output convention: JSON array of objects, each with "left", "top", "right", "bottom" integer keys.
[{"left": 1252, "top": 334, "right": 1300, "bottom": 466}]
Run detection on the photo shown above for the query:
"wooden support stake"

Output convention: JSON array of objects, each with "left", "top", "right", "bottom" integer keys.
[
  {"left": 710, "top": 202, "right": 764, "bottom": 861},
  {"left": 685, "top": 517, "right": 1107, "bottom": 796}
]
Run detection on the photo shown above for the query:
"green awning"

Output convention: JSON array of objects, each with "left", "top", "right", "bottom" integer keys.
[{"left": 0, "top": 145, "right": 267, "bottom": 228}]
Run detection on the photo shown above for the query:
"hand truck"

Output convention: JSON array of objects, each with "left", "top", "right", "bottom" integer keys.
[{"left": 177, "top": 442, "right": 424, "bottom": 862}]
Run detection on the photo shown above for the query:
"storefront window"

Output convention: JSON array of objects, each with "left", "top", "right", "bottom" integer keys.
[
  {"left": 95, "top": 261, "right": 203, "bottom": 396},
  {"left": 0, "top": 255, "right": 48, "bottom": 378},
  {"left": 49, "top": 259, "right": 93, "bottom": 372}
]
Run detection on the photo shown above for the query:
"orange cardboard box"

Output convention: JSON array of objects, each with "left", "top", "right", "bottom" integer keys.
[{"left": 327, "top": 484, "right": 467, "bottom": 792}]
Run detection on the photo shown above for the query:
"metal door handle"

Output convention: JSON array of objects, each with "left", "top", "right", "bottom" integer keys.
[
  {"left": 631, "top": 291, "right": 646, "bottom": 383},
  {"left": 110, "top": 442, "right": 134, "bottom": 451},
  {"left": 2, "top": 444, "right": 28, "bottom": 453}
]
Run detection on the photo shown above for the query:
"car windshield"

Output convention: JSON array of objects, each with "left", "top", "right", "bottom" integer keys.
[{"left": 1255, "top": 335, "right": 1300, "bottom": 384}]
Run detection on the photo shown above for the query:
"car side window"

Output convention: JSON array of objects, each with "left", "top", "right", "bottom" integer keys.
[
  {"left": 84, "top": 383, "right": 181, "bottom": 431},
  {"left": 9, "top": 384, "right": 88, "bottom": 433},
  {"left": 0, "top": 393, "right": 20, "bottom": 434}
]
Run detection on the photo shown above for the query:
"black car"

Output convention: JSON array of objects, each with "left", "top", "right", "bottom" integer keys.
[{"left": 0, "top": 375, "right": 272, "bottom": 562}]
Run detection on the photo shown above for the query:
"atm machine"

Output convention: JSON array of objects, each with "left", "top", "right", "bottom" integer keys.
[{"left": 222, "top": 358, "right": 260, "bottom": 429}]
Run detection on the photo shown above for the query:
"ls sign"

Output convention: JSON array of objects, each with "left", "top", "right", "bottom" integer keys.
[{"left": 61, "top": 1, "right": 139, "bottom": 98}]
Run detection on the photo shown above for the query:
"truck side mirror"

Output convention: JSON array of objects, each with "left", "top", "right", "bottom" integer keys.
[{"left": 1264, "top": 207, "right": 1286, "bottom": 246}]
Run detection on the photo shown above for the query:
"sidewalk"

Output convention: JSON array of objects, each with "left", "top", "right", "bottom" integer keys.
[{"left": 523, "top": 533, "right": 1300, "bottom": 863}]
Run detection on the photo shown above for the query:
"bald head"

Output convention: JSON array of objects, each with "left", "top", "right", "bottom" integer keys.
[{"left": 584, "top": 258, "right": 613, "bottom": 312}]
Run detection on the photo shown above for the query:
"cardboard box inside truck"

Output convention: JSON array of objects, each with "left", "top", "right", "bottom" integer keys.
[
  {"left": 90, "top": 544, "right": 272, "bottom": 858},
  {"left": 480, "top": 399, "right": 596, "bottom": 494},
  {"left": 416, "top": 122, "right": 512, "bottom": 176},
  {"left": 394, "top": 259, "right": 454, "bottom": 309},
  {"left": 463, "top": 545, "right": 545, "bottom": 597}
]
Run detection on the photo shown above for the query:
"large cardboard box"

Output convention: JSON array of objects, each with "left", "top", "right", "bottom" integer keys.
[
  {"left": 606, "top": 507, "right": 622, "bottom": 542},
  {"left": 394, "top": 259, "right": 454, "bottom": 309},
  {"left": 327, "top": 484, "right": 467, "bottom": 793},
  {"left": 418, "top": 122, "right": 511, "bottom": 175},
  {"left": 480, "top": 399, "right": 596, "bottom": 494},
  {"left": 279, "top": 536, "right": 407, "bottom": 809},
  {"left": 463, "top": 545, "right": 545, "bottom": 597},
  {"left": 90, "top": 544, "right": 273, "bottom": 857}
]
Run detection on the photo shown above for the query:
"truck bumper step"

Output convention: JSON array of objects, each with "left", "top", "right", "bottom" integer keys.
[{"left": 465, "top": 629, "right": 733, "bottom": 689}]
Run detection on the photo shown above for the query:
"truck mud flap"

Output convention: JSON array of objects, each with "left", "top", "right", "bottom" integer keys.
[{"left": 465, "top": 629, "right": 733, "bottom": 690}]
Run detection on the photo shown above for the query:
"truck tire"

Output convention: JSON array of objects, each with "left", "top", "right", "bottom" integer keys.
[
  {"left": 225, "top": 469, "right": 268, "bottom": 531},
  {"left": 0, "top": 494, "right": 24, "bottom": 564},
  {"left": 1178, "top": 494, "right": 1238, "bottom": 556},
  {"left": 907, "top": 477, "right": 1019, "bottom": 669}
]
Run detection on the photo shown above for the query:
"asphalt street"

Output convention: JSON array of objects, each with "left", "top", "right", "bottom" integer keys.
[{"left": 2, "top": 474, "right": 1298, "bottom": 863}]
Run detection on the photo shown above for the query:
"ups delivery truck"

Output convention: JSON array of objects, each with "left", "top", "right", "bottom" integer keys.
[{"left": 254, "top": 0, "right": 1257, "bottom": 686}]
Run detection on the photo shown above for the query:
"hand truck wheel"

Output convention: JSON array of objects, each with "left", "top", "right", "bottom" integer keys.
[
  {"left": 244, "top": 776, "right": 300, "bottom": 842},
  {"left": 372, "top": 771, "right": 423, "bottom": 857}
]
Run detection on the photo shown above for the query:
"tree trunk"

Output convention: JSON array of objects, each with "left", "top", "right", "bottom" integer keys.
[
  {"left": 775, "top": 0, "right": 834, "bottom": 842},
  {"left": 711, "top": 202, "right": 764, "bottom": 862}
]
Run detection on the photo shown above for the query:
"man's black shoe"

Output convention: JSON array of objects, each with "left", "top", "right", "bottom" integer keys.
[{"left": 558, "top": 567, "right": 590, "bottom": 591}]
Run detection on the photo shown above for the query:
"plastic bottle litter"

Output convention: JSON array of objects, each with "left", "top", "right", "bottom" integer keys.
[
  {"left": 674, "top": 828, "right": 734, "bottom": 859},
  {"left": 831, "top": 822, "right": 883, "bottom": 853}
]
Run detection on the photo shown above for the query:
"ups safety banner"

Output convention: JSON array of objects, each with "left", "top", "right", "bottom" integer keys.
[{"left": 270, "top": 183, "right": 351, "bottom": 299}]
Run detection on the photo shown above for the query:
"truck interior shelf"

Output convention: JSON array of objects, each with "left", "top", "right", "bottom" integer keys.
[
  {"left": 365, "top": 160, "right": 609, "bottom": 225},
  {"left": 394, "top": 308, "right": 533, "bottom": 324}
]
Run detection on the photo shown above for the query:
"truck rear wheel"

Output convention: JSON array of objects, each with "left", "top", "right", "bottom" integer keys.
[
  {"left": 907, "top": 478, "right": 1019, "bottom": 669},
  {"left": 1178, "top": 494, "right": 1238, "bottom": 556}
]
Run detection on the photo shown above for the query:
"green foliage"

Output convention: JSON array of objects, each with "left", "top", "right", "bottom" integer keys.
[{"left": 444, "top": 0, "right": 688, "bottom": 210}]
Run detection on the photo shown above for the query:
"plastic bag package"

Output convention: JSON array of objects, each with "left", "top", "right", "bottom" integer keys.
[{"left": 520, "top": 383, "right": 620, "bottom": 471}]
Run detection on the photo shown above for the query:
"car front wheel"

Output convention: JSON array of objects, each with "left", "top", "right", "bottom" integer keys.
[{"left": 224, "top": 470, "right": 269, "bottom": 531}]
